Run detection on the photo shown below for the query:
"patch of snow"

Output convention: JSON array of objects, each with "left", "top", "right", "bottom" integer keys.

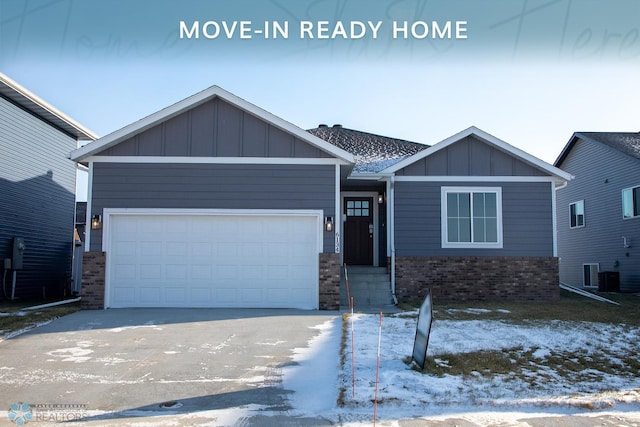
[
  {"left": 108, "top": 324, "right": 163, "bottom": 333},
  {"left": 532, "top": 348, "right": 551, "bottom": 359},
  {"left": 283, "top": 317, "right": 341, "bottom": 415},
  {"left": 464, "top": 308, "right": 492, "bottom": 314},
  {"left": 281, "top": 312, "right": 640, "bottom": 425},
  {"left": 46, "top": 346, "right": 94, "bottom": 363}
]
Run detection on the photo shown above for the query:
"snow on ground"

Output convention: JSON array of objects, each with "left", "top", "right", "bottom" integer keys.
[{"left": 283, "top": 309, "right": 640, "bottom": 425}]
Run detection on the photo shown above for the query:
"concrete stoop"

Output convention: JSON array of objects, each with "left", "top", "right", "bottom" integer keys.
[{"left": 340, "top": 266, "right": 398, "bottom": 313}]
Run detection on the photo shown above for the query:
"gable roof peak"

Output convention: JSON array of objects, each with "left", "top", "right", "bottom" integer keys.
[
  {"left": 555, "top": 131, "right": 640, "bottom": 166},
  {"left": 71, "top": 85, "right": 354, "bottom": 163},
  {"left": 380, "top": 125, "right": 573, "bottom": 184}
]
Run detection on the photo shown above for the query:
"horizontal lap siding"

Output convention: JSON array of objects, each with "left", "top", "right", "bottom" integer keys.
[
  {"left": 0, "top": 97, "right": 77, "bottom": 298},
  {"left": 395, "top": 181, "right": 553, "bottom": 257},
  {"left": 556, "top": 140, "right": 640, "bottom": 292},
  {"left": 90, "top": 163, "right": 335, "bottom": 252}
]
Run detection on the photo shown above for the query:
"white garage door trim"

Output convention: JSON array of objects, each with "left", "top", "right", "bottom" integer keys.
[{"left": 102, "top": 208, "right": 323, "bottom": 309}]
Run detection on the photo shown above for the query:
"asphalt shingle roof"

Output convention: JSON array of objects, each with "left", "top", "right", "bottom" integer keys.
[
  {"left": 578, "top": 132, "right": 640, "bottom": 161},
  {"left": 308, "top": 125, "right": 428, "bottom": 173}
]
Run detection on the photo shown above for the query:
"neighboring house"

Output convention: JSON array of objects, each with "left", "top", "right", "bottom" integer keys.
[
  {"left": 554, "top": 132, "right": 640, "bottom": 293},
  {"left": 0, "top": 73, "right": 96, "bottom": 299},
  {"left": 71, "top": 85, "right": 572, "bottom": 310}
]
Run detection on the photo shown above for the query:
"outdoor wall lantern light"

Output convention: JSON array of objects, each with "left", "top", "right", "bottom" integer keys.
[
  {"left": 324, "top": 216, "right": 334, "bottom": 232},
  {"left": 91, "top": 214, "right": 102, "bottom": 230},
  {"left": 378, "top": 194, "right": 384, "bottom": 204}
]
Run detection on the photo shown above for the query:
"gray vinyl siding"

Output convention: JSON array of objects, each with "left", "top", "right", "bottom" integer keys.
[
  {"left": 0, "top": 96, "right": 77, "bottom": 298},
  {"left": 89, "top": 163, "right": 335, "bottom": 253},
  {"left": 396, "top": 136, "right": 548, "bottom": 177},
  {"left": 556, "top": 139, "right": 640, "bottom": 292},
  {"left": 395, "top": 181, "right": 553, "bottom": 257},
  {"left": 97, "top": 98, "right": 332, "bottom": 159}
]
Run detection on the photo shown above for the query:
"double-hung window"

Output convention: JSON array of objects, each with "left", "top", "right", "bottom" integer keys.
[
  {"left": 441, "top": 187, "right": 503, "bottom": 248},
  {"left": 622, "top": 186, "right": 640, "bottom": 219},
  {"left": 569, "top": 200, "right": 585, "bottom": 228}
]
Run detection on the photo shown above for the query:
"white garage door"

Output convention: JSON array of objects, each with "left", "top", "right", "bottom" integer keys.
[{"left": 106, "top": 212, "right": 320, "bottom": 309}]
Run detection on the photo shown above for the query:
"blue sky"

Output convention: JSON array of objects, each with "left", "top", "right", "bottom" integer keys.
[{"left": 1, "top": 0, "right": 638, "bottom": 200}]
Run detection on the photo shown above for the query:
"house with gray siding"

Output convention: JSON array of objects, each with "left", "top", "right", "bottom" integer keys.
[
  {"left": 555, "top": 132, "right": 640, "bottom": 293},
  {"left": 0, "top": 73, "right": 96, "bottom": 299},
  {"left": 72, "top": 85, "right": 571, "bottom": 310}
]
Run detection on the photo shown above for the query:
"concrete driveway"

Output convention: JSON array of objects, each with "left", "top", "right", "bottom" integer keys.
[{"left": 0, "top": 308, "right": 339, "bottom": 426}]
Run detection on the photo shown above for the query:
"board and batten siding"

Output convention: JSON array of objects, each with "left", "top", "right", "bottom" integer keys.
[
  {"left": 0, "top": 96, "right": 77, "bottom": 298},
  {"left": 89, "top": 163, "right": 336, "bottom": 253},
  {"left": 556, "top": 138, "right": 640, "bottom": 292},
  {"left": 96, "top": 98, "right": 332, "bottom": 159},
  {"left": 394, "top": 181, "right": 554, "bottom": 257},
  {"left": 396, "top": 135, "right": 547, "bottom": 177}
]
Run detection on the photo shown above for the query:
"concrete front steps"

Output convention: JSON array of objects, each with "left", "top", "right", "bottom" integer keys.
[{"left": 340, "top": 266, "right": 398, "bottom": 313}]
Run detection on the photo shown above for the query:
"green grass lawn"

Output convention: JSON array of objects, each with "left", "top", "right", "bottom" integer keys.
[{"left": 411, "top": 290, "right": 640, "bottom": 380}]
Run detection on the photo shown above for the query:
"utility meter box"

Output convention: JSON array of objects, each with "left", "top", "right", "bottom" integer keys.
[{"left": 12, "top": 237, "right": 25, "bottom": 270}]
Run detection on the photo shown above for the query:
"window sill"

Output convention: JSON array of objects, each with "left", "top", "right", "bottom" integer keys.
[{"left": 442, "top": 243, "right": 503, "bottom": 249}]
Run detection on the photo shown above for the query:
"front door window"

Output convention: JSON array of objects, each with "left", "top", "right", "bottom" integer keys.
[{"left": 344, "top": 197, "right": 373, "bottom": 265}]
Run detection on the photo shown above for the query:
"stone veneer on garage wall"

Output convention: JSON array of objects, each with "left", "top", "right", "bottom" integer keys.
[
  {"left": 318, "top": 253, "right": 341, "bottom": 310},
  {"left": 80, "top": 252, "right": 106, "bottom": 309},
  {"left": 395, "top": 256, "right": 559, "bottom": 303},
  {"left": 80, "top": 251, "right": 341, "bottom": 310}
]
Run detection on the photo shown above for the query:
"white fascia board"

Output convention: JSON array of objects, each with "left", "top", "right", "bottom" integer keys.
[
  {"left": 0, "top": 73, "right": 98, "bottom": 141},
  {"left": 381, "top": 126, "right": 574, "bottom": 183},
  {"left": 86, "top": 156, "right": 349, "bottom": 165},
  {"left": 347, "top": 172, "right": 393, "bottom": 180},
  {"left": 70, "top": 85, "right": 354, "bottom": 164},
  {"left": 394, "top": 175, "right": 561, "bottom": 183}
]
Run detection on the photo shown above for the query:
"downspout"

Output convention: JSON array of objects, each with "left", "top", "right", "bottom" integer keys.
[
  {"left": 552, "top": 180, "right": 568, "bottom": 258},
  {"left": 389, "top": 176, "right": 398, "bottom": 304}
]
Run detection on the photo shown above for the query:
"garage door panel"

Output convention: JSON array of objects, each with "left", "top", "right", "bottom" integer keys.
[
  {"left": 113, "top": 287, "right": 135, "bottom": 305},
  {"left": 191, "top": 265, "right": 212, "bottom": 280},
  {"left": 107, "top": 213, "right": 319, "bottom": 309},
  {"left": 191, "top": 287, "right": 212, "bottom": 302},
  {"left": 115, "top": 241, "right": 137, "bottom": 256},
  {"left": 241, "top": 289, "right": 263, "bottom": 303},
  {"left": 167, "top": 288, "right": 186, "bottom": 303},
  {"left": 139, "top": 264, "right": 161, "bottom": 279},
  {"left": 139, "top": 287, "right": 161, "bottom": 304},
  {"left": 113, "top": 264, "right": 136, "bottom": 279},
  {"left": 167, "top": 242, "right": 188, "bottom": 256},
  {"left": 191, "top": 242, "right": 213, "bottom": 256},
  {"left": 240, "top": 265, "right": 263, "bottom": 280},
  {"left": 290, "top": 288, "right": 312, "bottom": 305},
  {"left": 217, "top": 288, "right": 237, "bottom": 303},
  {"left": 166, "top": 264, "right": 187, "bottom": 280}
]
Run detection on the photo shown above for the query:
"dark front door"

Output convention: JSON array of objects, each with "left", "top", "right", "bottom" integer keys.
[{"left": 344, "top": 197, "right": 374, "bottom": 265}]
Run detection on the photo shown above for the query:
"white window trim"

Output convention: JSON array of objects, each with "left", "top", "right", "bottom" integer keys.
[
  {"left": 569, "top": 200, "right": 585, "bottom": 229},
  {"left": 441, "top": 186, "right": 503, "bottom": 249},
  {"left": 622, "top": 185, "right": 640, "bottom": 220}
]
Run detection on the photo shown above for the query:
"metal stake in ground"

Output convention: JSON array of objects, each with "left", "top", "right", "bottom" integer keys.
[{"left": 373, "top": 311, "right": 382, "bottom": 426}]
